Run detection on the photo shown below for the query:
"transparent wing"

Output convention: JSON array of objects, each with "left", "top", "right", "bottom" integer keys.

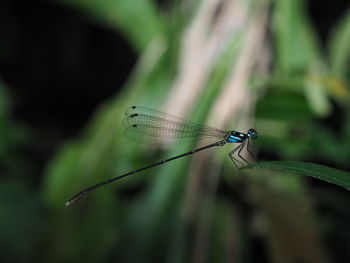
[{"left": 123, "top": 106, "right": 228, "bottom": 144}]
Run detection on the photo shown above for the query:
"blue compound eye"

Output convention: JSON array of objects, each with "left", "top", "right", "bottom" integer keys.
[{"left": 248, "top": 129, "right": 258, "bottom": 140}]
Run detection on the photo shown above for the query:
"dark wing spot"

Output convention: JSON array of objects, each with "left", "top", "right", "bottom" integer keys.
[
  {"left": 131, "top": 106, "right": 136, "bottom": 109},
  {"left": 130, "top": 114, "right": 138, "bottom": 118},
  {"left": 132, "top": 124, "right": 137, "bottom": 127}
]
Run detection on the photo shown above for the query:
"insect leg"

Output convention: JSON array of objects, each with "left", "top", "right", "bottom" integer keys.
[
  {"left": 247, "top": 139, "right": 258, "bottom": 161},
  {"left": 228, "top": 144, "right": 244, "bottom": 168},
  {"left": 237, "top": 140, "right": 250, "bottom": 165}
]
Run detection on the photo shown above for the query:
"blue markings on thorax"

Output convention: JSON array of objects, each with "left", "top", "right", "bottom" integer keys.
[{"left": 227, "top": 132, "right": 246, "bottom": 143}]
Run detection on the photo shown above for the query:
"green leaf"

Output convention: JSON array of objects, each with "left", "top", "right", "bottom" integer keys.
[
  {"left": 241, "top": 161, "right": 350, "bottom": 190},
  {"left": 304, "top": 66, "right": 331, "bottom": 117},
  {"left": 272, "top": 0, "right": 320, "bottom": 73},
  {"left": 328, "top": 7, "right": 350, "bottom": 77}
]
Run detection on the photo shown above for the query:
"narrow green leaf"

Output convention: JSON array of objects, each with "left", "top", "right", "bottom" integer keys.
[{"left": 241, "top": 161, "right": 350, "bottom": 190}]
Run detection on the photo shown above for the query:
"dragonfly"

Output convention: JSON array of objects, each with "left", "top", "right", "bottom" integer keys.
[{"left": 65, "top": 106, "right": 258, "bottom": 206}]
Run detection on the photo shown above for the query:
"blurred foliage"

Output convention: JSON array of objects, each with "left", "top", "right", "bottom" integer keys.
[{"left": 1, "top": 0, "right": 350, "bottom": 263}]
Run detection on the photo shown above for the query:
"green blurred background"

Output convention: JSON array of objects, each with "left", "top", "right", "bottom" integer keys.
[{"left": 1, "top": 0, "right": 350, "bottom": 262}]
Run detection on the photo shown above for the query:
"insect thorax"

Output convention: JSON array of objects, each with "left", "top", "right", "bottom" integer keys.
[{"left": 225, "top": 131, "right": 247, "bottom": 143}]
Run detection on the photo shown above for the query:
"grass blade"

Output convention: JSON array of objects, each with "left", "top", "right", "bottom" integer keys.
[{"left": 241, "top": 161, "right": 350, "bottom": 190}]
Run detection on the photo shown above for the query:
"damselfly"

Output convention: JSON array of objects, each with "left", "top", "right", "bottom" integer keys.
[{"left": 65, "top": 106, "right": 258, "bottom": 206}]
